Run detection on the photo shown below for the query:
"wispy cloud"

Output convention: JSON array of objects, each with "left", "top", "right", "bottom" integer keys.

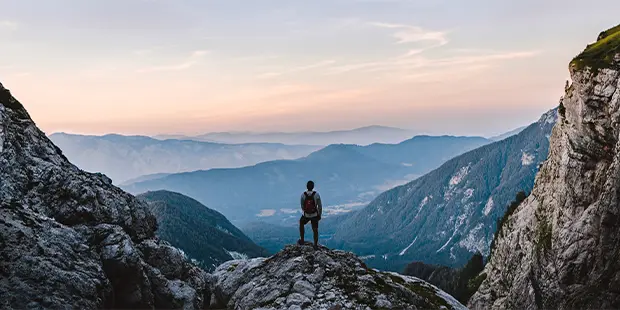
[
  {"left": 257, "top": 60, "right": 336, "bottom": 79},
  {"left": 234, "top": 54, "right": 280, "bottom": 62},
  {"left": 0, "top": 20, "right": 18, "bottom": 31},
  {"left": 257, "top": 209, "right": 276, "bottom": 217},
  {"left": 133, "top": 49, "right": 153, "bottom": 56},
  {"left": 136, "top": 50, "right": 208, "bottom": 73},
  {"left": 370, "top": 22, "right": 448, "bottom": 46},
  {"left": 327, "top": 50, "right": 540, "bottom": 75}
]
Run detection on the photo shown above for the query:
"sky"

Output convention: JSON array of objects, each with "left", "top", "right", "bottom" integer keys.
[{"left": 1, "top": 0, "right": 619, "bottom": 137}]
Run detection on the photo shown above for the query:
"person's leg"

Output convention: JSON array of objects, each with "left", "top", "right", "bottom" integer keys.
[
  {"left": 299, "top": 216, "right": 309, "bottom": 244},
  {"left": 311, "top": 219, "right": 319, "bottom": 248}
]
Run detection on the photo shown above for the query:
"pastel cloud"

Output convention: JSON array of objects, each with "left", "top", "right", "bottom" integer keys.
[
  {"left": 370, "top": 22, "right": 449, "bottom": 46},
  {"left": 0, "top": 20, "right": 18, "bottom": 31},
  {"left": 136, "top": 50, "right": 209, "bottom": 73},
  {"left": 257, "top": 60, "right": 336, "bottom": 79}
]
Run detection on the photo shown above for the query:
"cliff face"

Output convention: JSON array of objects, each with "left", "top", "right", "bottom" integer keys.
[
  {"left": 0, "top": 83, "right": 211, "bottom": 309},
  {"left": 469, "top": 25, "right": 620, "bottom": 309}
]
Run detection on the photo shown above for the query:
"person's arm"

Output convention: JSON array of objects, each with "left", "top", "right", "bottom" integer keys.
[{"left": 316, "top": 192, "right": 323, "bottom": 217}]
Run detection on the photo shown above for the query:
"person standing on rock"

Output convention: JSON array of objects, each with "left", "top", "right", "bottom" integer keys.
[{"left": 299, "top": 180, "right": 323, "bottom": 250}]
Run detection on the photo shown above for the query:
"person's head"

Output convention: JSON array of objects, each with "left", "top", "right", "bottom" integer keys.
[{"left": 306, "top": 180, "right": 315, "bottom": 191}]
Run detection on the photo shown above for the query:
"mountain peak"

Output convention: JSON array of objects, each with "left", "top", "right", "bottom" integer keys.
[
  {"left": 303, "top": 144, "right": 365, "bottom": 161},
  {"left": 210, "top": 244, "right": 466, "bottom": 309}
]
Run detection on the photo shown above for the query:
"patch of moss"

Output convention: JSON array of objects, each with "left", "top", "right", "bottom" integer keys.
[
  {"left": 467, "top": 272, "right": 487, "bottom": 298},
  {"left": 599, "top": 24, "right": 620, "bottom": 41},
  {"left": 387, "top": 273, "right": 405, "bottom": 285},
  {"left": 570, "top": 24, "right": 620, "bottom": 72},
  {"left": 404, "top": 282, "right": 452, "bottom": 310},
  {"left": 536, "top": 217, "right": 553, "bottom": 253},
  {"left": 373, "top": 276, "right": 395, "bottom": 295},
  {"left": 227, "top": 263, "right": 239, "bottom": 272},
  {"left": 559, "top": 102, "right": 566, "bottom": 118}
]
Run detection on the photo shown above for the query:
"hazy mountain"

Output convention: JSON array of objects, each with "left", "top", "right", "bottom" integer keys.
[
  {"left": 123, "top": 135, "right": 490, "bottom": 224},
  {"left": 329, "top": 108, "right": 557, "bottom": 271},
  {"left": 355, "top": 135, "right": 490, "bottom": 170},
  {"left": 488, "top": 126, "right": 527, "bottom": 141},
  {"left": 137, "top": 190, "right": 269, "bottom": 271},
  {"left": 154, "top": 125, "right": 416, "bottom": 146},
  {"left": 49, "top": 132, "right": 321, "bottom": 184}
]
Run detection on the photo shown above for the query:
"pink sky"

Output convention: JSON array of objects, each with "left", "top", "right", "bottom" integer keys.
[{"left": 1, "top": 0, "right": 618, "bottom": 137}]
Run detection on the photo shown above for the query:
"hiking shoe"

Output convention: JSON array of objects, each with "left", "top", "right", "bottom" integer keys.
[{"left": 297, "top": 239, "right": 304, "bottom": 245}]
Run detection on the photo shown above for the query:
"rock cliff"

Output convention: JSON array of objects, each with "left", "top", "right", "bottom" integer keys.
[
  {"left": 469, "top": 24, "right": 620, "bottom": 309},
  {"left": 0, "top": 82, "right": 211, "bottom": 309},
  {"left": 209, "top": 244, "right": 466, "bottom": 310}
]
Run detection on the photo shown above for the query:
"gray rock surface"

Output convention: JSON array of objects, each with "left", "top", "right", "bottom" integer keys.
[
  {"left": 0, "top": 83, "right": 210, "bottom": 309},
  {"left": 469, "top": 28, "right": 620, "bottom": 309},
  {"left": 210, "top": 244, "right": 467, "bottom": 310}
]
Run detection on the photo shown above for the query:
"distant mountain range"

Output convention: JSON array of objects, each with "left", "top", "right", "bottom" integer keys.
[
  {"left": 153, "top": 125, "right": 416, "bottom": 146},
  {"left": 328, "top": 108, "right": 557, "bottom": 271},
  {"left": 49, "top": 133, "right": 321, "bottom": 184},
  {"left": 123, "top": 135, "right": 490, "bottom": 224},
  {"left": 137, "top": 190, "right": 269, "bottom": 271},
  {"left": 488, "top": 126, "right": 527, "bottom": 141}
]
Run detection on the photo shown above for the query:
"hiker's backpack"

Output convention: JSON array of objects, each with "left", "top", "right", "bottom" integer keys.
[{"left": 303, "top": 191, "right": 318, "bottom": 214}]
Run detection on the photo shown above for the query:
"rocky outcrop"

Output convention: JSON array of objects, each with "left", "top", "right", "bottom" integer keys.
[
  {"left": 0, "top": 82, "right": 210, "bottom": 309},
  {"left": 469, "top": 25, "right": 620, "bottom": 309},
  {"left": 209, "top": 244, "right": 467, "bottom": 310}
]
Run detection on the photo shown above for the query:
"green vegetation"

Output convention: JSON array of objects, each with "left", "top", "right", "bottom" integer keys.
[
  {"left": 227, "top": 263, "right": 238, "bottom": 272},
  {"left": 402, "top": 251, "right": 485, "bottom": 305},
  {"left": 598, "top": 24, "right": 620, "bottom": 41},
  {"left": 467, "top": 272, "right": 487, "bottom": 297},
  {"left": 559, "top": 102, "right": 566, "bottom": 118},
  {"left": 404, "top": 282, "right": 452, "bottom": 309},
  {"left": 536, "top": 217, "right": 553, "bottom": 253},
  {"left": 571, "top": 24, "right": 620, "bottom": 72},
  {"left": 458, "top": 252, "right": 485, "bottom": 303}
]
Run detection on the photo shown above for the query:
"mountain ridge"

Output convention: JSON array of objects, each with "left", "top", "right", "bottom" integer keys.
[
  {"left": 329, "top": 107, "right": 557, "bottom": 270},
  {"left": 122, "top": 135, "right": 490, "bottom": 224},
  {"left": 137, "top": 190, "right": 269, "bottom": 271},
  {"left": 159, "top": 125, "right": 416, "bottom": 146},
  {"left": 49, "top": 132, "right": 321, "bottom": 183}
]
